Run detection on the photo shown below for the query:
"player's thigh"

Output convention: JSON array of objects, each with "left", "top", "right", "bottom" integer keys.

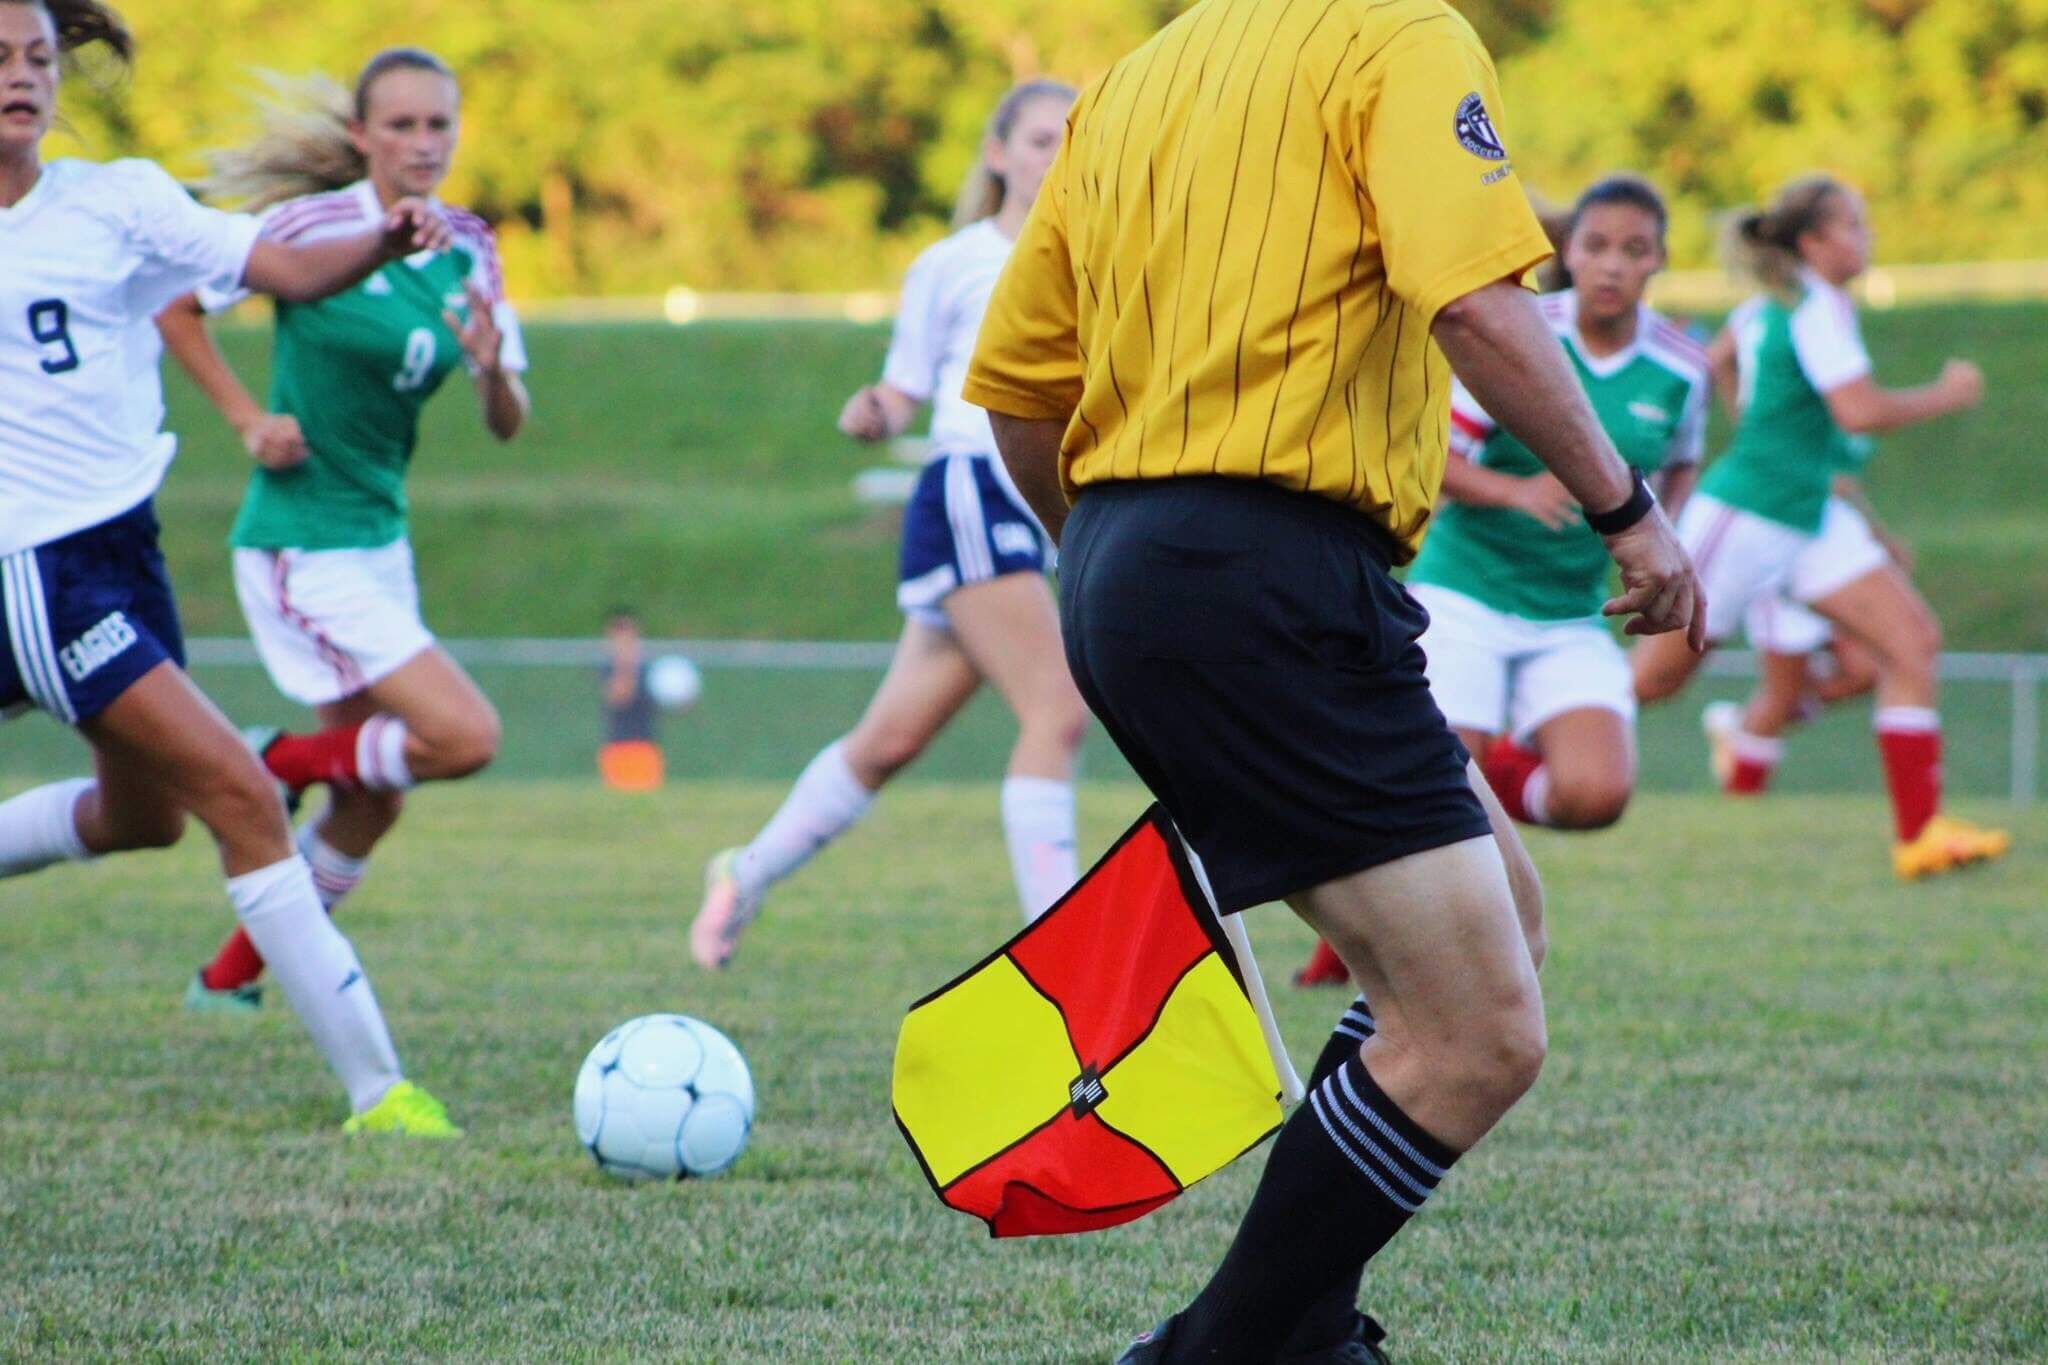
[
  {"left": 1464, "top": 757, "right": 1544, "bottom": 968},
  {"left": 81, "top": 662, "right": 291, "bottom": 869},
  {"left": 943, "top": 572, "right": 1084, "bottom": 725},
  {"left": 1529, "top": 707, "right": 1636, "bottom": 802},
  {"left": 1812, "top": 563, "right": 1939, "bottom": 665},
  {"left": 1513, "top": 628, "right": 1636, "bottom": 784},
  {"left": 1677, "top": 494, "right": 1803, "bottom": 645},
  {"left": 360, "top": 645, "right": 498, "bottom": 746},
  {"left": 846, "top": 620, "right": 983, "bottom": 767}
]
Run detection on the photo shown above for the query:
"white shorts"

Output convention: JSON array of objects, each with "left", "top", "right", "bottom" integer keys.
[
  {"left": 1412, "top": 584, "right": 1636, "bottom": 741},
  {"left": 1682, "top": 492, "right": 1887, "bottom": 649},
  {"left": 1745, "top": 593, "right": 1833, "bottom": 655},
  {"left": 232, "top": 540, "right": 435, "bottom": 707}
]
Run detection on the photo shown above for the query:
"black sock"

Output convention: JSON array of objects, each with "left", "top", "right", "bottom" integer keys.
[
  {"left": 1279, "top": 997, "right": 1379, "bottom": 1355},
  {"left": 1167, "top": 1047, "right": 1455, "bottom": 1364}
]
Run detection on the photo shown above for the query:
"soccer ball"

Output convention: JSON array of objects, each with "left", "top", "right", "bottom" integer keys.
[
  {"left": 645, "top": 655, "right": 703, "bottom": 712},
  {"left": 573, "top": 1014, "right": 754, "bottom": 1180}
]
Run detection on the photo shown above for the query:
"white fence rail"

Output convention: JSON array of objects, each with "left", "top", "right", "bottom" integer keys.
[{"left": 182, "top": 639, "right": 2047, "bottom": 804}]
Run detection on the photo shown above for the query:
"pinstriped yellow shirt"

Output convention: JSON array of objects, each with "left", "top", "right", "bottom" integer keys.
[{"left": 963, "top": 0, "right": 1553, "bottom": 561}]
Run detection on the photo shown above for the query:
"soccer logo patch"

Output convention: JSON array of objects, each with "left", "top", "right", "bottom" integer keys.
[{"left": 1455, "top": 92, "right": 1507, "bottom": 162}]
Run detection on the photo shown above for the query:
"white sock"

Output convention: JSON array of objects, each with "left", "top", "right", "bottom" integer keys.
[
  {"left": 228, "top": 856, "right": 402, "bottom": 1114},
  {"left": 1875, "top": 705, "right": 1941, "bottom": 735},
  {"left": 0, "top": 777, "right": 94, "bottom": 878},
  {"left": 1523, "top": 766, "right": 1554, "bottom": 827},
  {"left": 1001, "top": 776, "right": 1078, "bottom": 922},
  {"left": 732, "top": 740, "right": 874, "bottom": 901},
  {"left": 297, "top": 820, "right": 369, "bottom": 911},
  {"left": 1731, "top": 729, "right": 1786, "bottom": 765},
  {"left": 355, "top": 716, "right": 416, "bottom": 793}
]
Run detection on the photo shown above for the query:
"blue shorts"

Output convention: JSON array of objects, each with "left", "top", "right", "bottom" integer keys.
[
  {"left": 2, "top": 500, "right": 186, "bottom": 726},
  {"left": 896, "top": 451, "right": 1050, "bottom": 628}
]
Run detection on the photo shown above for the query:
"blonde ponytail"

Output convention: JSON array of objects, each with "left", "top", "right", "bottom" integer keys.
[
  {"left": 1722, "top": 175, "right": 1849, "bottom": 296},
  {"left": 950, "top": 78, "right": 1077, "bottom": 228}
]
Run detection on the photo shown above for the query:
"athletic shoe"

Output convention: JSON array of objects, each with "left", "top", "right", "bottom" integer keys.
[
  {"left": 690, "top": 848, "right": 760, "bottom": 971},
  {"left": 1894, "top": 815, "right": 2013, "bottom": 880},
  {"left": 1293, "top": 938, "right": 1351, "bottom": 988},
  {"left": 342, "top": 1081, "right": 462, "bottom": 1139},
  {"left": 1279, "top": 1313, "right": 1393, "bottom": 1365},
  {"left": 240, "top": 724, "right": 302, "bottom": 816},
  {"left": 1701, "top": 700, "right": 1741, "bottom": 789},
  {"left": 183, "top": 969, "right": 262, "bottom": 1014},
  {"left": 1115, "top": 1316, "right": 1180, "bottom": 1363}
]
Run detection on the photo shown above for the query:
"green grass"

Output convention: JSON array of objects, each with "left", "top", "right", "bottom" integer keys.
[
  {"left": 2, "top": 783, "right": 2044, "bottom": 1361},
  {"left": 153, "top": 304, "right": 2048, "bottom": 649}
]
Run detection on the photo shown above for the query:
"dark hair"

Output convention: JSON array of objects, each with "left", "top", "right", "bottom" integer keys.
[
  {"left": 201, "top": 48, "right": 458, "bottom": 210},
  {"left": 5, "top": 0, "right": 133, "bottom": 62},
  {"left": 1541, "top": 175, "right": 1668, "bottom": 291},
  {"left": 1723, "top": 175, "right": 1851, "bottom": 294}
]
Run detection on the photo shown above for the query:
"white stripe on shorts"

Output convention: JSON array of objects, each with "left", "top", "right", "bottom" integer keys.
[
  {"left": 3, "top": 551, "right": 76, "bottom": 724},
  {"left": 943, "top": 452, "right": 994, "bottom": 584}
]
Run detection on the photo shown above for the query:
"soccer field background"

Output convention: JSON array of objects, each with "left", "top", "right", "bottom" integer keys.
[{"left": 1, "top": 784, "right": 2042, "bottom": 1360}]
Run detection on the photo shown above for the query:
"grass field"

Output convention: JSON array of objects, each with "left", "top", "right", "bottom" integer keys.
[{"left": 2, "top": 782, "right": 2043, "bottom": 1362}]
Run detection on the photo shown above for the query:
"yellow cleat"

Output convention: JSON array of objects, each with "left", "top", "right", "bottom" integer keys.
[
  {"left": 342, "top": 1081, "right": 463, "bottom": 1139},
  {"left": 1893, "top": 816, "right": 2013, "bottom": 881}
]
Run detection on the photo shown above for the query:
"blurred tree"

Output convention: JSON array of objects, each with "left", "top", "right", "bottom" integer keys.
[{"left": 54, "top": 0, "right": 2048, "bottom": 293}]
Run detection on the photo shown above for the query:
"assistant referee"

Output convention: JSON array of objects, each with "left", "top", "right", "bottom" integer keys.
[{"left": 964, "top": 2, "right": 1702, "bottom": 1361}]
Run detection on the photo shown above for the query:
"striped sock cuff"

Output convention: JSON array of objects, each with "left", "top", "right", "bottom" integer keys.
[
  {"left": 1307, "top": 1056, "right": 1457, "bottom": 1216},
  {"left": 1333, "top": 994, "right": 1377, "bottom": 1044}
]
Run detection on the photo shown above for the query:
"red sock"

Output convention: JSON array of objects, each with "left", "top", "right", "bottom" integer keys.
[
  {"left": 1480, "top": 736, "right": 1543, "bottom": 826},
  {"left": 1727, "top": 758, "right": 1772, "bottom": 795},
  {"left": 1876, "top": 708, "right": 1942, "bottom": 842},
  {"left": 1294, "top": 938, "right": 1349, "bottom": 987},
  {"left": 1725, "top": 730, "right": 1783, "bottom": 796},
  {"left": 262, "top": 725, "right": 364, "bottom": 791},
  {"left": 200, "top": 928, "right": 266, "bottom": 992}
]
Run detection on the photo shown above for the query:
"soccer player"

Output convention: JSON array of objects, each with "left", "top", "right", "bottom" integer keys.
[
  {"left": 963, "top": 3, "right": 1702, "bottom": 1360},
  {"left": 690, "top": 81, "right": 1091, "bottom": 969},
  {"left": 1298, "top": 175, "right": 1707, "bottom": 989},
  {"left": 1632, "top": 175, "right": 2007, "bottom": 878},
  {"left": 156, "top": 48, "right": 529, "bottom": 1007},
  {"left": 0, "top": 0, "right": 457, "bottom": 1135}
]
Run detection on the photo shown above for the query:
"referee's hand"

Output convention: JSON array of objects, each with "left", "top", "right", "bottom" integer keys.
[{"left": 1601, "top": 508, "right": 1706, "bottom": 652}]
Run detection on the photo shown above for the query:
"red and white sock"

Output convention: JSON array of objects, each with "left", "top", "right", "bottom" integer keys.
[
  {"left": 263, "top": 716, "right": 415, "bottom": 793},
  {"left": 1726, "top": 730, "right": 1784, "bottom": 795},
  {"left": 1875, "top": 706, "right": 1942, "bottom": 842},
  {"left": 1481, "top": 736, "right": 1548, "bottom": 827}
]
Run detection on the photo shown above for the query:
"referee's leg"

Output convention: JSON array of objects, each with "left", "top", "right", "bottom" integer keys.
[{"left": 1163, "top": 831, "right": 1544, "bottom": 1362}]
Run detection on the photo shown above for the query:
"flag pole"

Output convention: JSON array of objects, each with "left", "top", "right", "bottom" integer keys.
[{"left": 1174, "top": 831, "right": 1305, "bottom": 1107}]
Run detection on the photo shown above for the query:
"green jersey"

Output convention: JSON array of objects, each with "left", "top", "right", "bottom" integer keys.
[
  {"left": 1696, "top": 273, "right": 1870, "bottom": 534},
  {"left": 209, "top": 183, "right": 528, "bottom": 551},
  {"left": 1408, "top": 293, "right": 1709, "bottom": 622}
]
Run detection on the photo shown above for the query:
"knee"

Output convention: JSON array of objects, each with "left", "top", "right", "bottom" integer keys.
[
  {"left": 1545, "top": 777, "right": 1632, "bottom": 831},
  {"left": 435, "top": 704, "right": 501, "bottom": 779},
  {"left": 1023, "top": 693, "right": 1091, "bottom": 757},
  {"left": 106, "top": 806, "right": 186, "bottom": 852},
  {"left": 1633, "top": 660, "right": 1685, "bottom": 705},
  {"left": 1461, "top": 1004, "right": 1548, "bottom": 1116},
  {"left": 195, "top": 760, "right": 291, "bottom": 844},
  {"left": 847, "top": 724, "right": 924, "bottom": 783}
]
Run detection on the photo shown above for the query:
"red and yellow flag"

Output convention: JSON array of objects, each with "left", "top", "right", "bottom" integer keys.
[{"left": 892, "top": 805, "right": 1286, "bottom": 1238}]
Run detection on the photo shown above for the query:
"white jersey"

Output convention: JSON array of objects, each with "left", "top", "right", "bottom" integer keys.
[
  {"left": 882, "top": 219, "right": 1015, "bottom": 458},
  {"left": 2, "top": 161, "right": 262, "bottom": 560},
  {"left": 0, "top": 159, "right": 261, "bottom": 558}
]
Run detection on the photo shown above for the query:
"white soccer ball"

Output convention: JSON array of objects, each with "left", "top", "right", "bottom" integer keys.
[
  {"left": 573, "top": 1014, "right": 754, "bottom": 1181},
  {"left": 645, "top": 654, "right": 703, "bottom": 712}
]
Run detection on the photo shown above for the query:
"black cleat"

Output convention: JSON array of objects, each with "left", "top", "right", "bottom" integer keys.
[
  {"left": 1115, "top": 1315, "right": 1179, "bottom": 1363},
  {"left": 1278, "top": 1312, "right": 1392, "bottom": 1365}
]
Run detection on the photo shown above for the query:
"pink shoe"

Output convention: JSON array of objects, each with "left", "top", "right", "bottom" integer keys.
[{"left": 690, "top": 849, "right": 758, "bottom": 970}]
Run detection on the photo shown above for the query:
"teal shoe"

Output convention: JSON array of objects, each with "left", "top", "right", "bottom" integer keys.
[{"left": 184, "top": 970, "right": 263, "bottom": 1015}]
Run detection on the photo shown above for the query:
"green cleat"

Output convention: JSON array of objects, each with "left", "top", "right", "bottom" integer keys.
[
  {"left": 342, "top": 1081, "right": 463, "bottom": 1139},
  {"left": 184, "top": 970, "right": 263, "bottom": 1015}
]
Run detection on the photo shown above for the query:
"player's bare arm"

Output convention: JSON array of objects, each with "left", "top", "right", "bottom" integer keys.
[
  {"left": 1823, "top": 359, "right": 1982, "bottom": 434},
  {"left": 445, "top": 280, "right": 530, "bottom": 441},
  {"left": 1433, "top": 279, "right": 1704, "bottom": 647},
  {"left": 836, "top": 383, "right": 920, "bottom": 443},
  {"left": 988, "top": 412, "right": 1068, "bottom": 546},
  {"left": 1439, "top": 453, "right": 1578, "bottom": 530},
  {"left": 242, "top": 197, "right": 450, "bottom": 302},
  {"left": 155, "top": 296, "right": 308, "bottom": 470}
]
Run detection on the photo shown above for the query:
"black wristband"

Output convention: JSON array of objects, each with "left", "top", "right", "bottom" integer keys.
[{"left": 1585, "top": 468, "right": 1655, "bottom": 536}]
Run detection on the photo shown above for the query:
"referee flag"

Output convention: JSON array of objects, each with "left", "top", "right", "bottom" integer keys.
[{"left": 892, "top": 805, "right": 1290, "bottom": 1238}]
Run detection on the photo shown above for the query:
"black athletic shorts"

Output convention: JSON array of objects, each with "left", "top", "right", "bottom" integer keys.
[{"left": 1059, "top": 477, "right": 1491, "bottom": 915}]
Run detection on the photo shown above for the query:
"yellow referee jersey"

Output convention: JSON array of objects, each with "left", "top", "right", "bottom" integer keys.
[{"left": 963, "top": 0, "right": 1554, "bottom": 560}]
